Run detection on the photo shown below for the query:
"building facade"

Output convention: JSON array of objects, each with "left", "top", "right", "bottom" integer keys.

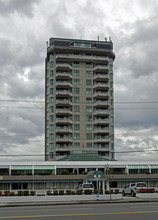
[
  {"left": 1, "top": 161, "right": 158, "bottom": 193},
  {"left": 45, "top": 38, "right": 115, "bottom": 161}
]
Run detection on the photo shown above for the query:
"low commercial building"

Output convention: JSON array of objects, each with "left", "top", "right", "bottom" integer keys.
[{"left": 0, "top": 161, "right": 158, "bottom": 193}]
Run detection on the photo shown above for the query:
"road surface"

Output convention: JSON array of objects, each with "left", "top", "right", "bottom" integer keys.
[{"left": 0, "top": 202, "right": 158, "bottom": 219}]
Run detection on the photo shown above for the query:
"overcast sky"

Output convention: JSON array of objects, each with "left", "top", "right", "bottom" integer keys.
[{"left": 0, "top": 0, "right": 158, "bottom": 162}]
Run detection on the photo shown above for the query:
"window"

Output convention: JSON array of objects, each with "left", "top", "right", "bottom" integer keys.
[
  {"left": 86, "top": 106, "right": 92, "bottom": 113},
  {"left": 74, "top": 124, "right": 80, "bottom": 130},
  {"left": 74, "top": 88, "right": 80, "bottom": 94},
  {"left": 110, "top": 65, "right": 113, "bottom": 71},
  {"left": 74, "top": 61, "right": 79, "bottom": 68},
  {"left": 74, "top": 133, "right": 80, "bottom": 140},
  {"left": 87, "top": 133, "right": 92, "bottom": 140},
  {"left": 86, "top": 98, "right": 92, "bottom": 103},
  {"left": 49, "top": 115, "right": 53, "bottom": 122},
  {"left": 86, "top": 70, "right": 92, "bottom": 77},
  {"left": 74, "top": 142, "right": 80, "bottom": 148},
  {"left": 74, "top": 70, "right": 79, "bottom": 76},
  {"left": 86, "top": 62, "right": 92, "bottom": 68},
  {"left": 87, "top": 143, "right": 92, "bottom": 148},
  {"left": 49, "top": 88, "right": 53, "bottom": 94},
  {"left": 74, "top": 79, "right": 80, "bottom": 86},
  {"left": 49, "top": 106, "right": 54, "bottom": 112},
  {"left": 74, "top": 97, "right": 80, "bottom": 103},
  {"left": 74, "top": 106, "right": 80, "bottom": 112},
  {"left": 86, "top": 124, "right": 92, "bottom": 131},
  {"left": 50, "top": 70, "right": 54, "bottom": 76},
  {"left": 49, "top": 134, "right": 54, "bottom": 140},
  {"left": 86, "top": 115, "right": 92, "bottom": 122},
  {"left": 49, "top": 79, "right": 53, "bottom": 86},
  {"left": 49, "top": 62, "right": 53, "bottom": 68},
  {"left": 110, "top": 82, "right": 113, "bottom": 88},
  {"left": 74, "top": 115, "right": 80, "bottom": 121},
  {"left": 86, "top": 88, "right": 92, "bottom": 95},
  {"left": 86, "top": 79, "right": 92, "bottom": 86},
  {"left": 49, "top": 125, "right": 54, "bottom": 131}
]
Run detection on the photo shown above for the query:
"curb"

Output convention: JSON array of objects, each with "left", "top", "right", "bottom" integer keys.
[{"left": 1, "top": 198, "right": 158, "bottom": 207}]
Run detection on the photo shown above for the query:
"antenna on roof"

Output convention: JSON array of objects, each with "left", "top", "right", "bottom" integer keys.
[
  {"left": 105, "top": 37, "right": 107, "bottom": 42},
  {"left": 98, "top": 36, "right": 99, "bottom": 41},
  {"left": 109, "top": 37, "right": 112, "bottom": 42}
]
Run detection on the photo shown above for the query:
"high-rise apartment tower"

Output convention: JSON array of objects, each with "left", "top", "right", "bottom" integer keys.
[{"left": 45, "top": 38, "right": 115, "bottom": 161}]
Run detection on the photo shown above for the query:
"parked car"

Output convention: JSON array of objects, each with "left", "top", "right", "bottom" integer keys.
[
  {"left": 122, "top": 182, "right": 147, "bottom": 197},
  {"left": 77, "top": 183, "right": 95, "bottom": 191}
]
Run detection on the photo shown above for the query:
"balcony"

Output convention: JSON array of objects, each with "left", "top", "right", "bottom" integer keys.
[
  {"left": 93, "top": 100, "right": 110, "bottom": 107},
  {"left": 56, "top": 127, "right": 73, "bottom": 133},
  {"left": 56, "top": 81, "right": 72, "bottom": 88},
  {"left": 93, "top": 82, "right": 109, "bottom": 89},
  {"left": 56, "top": 99, "right": 72, "bottom": 106},
  {"left": 93, "top": 119, "right": 110, "bottom": 125},
  {"left": 93, "top": 109, "right": 110, "bottom": 116},
  {"left": 56, "top": 72, "right": 72, "bottom": 79},
  {"left": 56, "top": 118, "right": 72, "bottom": 124},
  {"left": 56, "top": 63, "right": 72, "bottom": 70},
  {"left": 93, "top": 65, "right": 109, "bottom": 72},
  {"left": 56, "top": 109, "right": 72, "bottom": 115},
  {"left": 94, "top": 127, "right": 110, "bottom": 133},
  {"left": 93, "top": 91, "right": 109, "bottom": 98},
  {"left": 94, "top": 137, "right": 110, "bottom": 143},
  {"left": 56, "top": 137, "right": 73, "bottom": 143},
  {"left": 56, "top": 90, "right": 72, "bottom": 97},
  {"left": 56, "top": 54, "right": 109, "bottom": 63},
  {"left": 93, "top": 74, "right": 109, "bottom": 81}
]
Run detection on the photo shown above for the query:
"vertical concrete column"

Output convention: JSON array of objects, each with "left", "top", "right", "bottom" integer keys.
[
  {"left": 106, "top": 180, "right": 110, "bottom": 191},
  {"left": 102, "top": 181, "right": 105, "bottom": 194}
]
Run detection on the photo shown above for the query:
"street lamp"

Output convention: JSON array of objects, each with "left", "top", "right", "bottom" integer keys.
[{"left": 94, "top": 174, "right": 101, "bottom": 191}]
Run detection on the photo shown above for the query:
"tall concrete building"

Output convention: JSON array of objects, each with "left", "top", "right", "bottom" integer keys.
[{"left": 45, "top": 37, "right": 115, "bottom": 161}]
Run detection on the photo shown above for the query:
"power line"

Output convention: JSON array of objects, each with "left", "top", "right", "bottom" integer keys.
[{"left": 0, "top": 149, "right": 158, "bottom": 157}]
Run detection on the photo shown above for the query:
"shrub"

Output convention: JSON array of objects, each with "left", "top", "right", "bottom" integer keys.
[
  {"left": 4, "top": 191, "right": 10, "bottom": 196},
  {"left": 9, "top": 192, "right": 15, "bottom": 196},
  {"left": 105, "top": 190, "right": 109, "bottom": 194},
  {"left": 47, "top": 190, "right": 51, "bottom": 195},
  {"left": 18, "top": 191, "right": 23, "bottom": 196},
  {"left": 24, "top": 191, "right": 29, "bottom": 196},
  {"left": 71, "top": 191, "right": 75, "bottom": 195},
  {"left": 99, "top": 189, "right": 103, "bottom": 194},
  {"left": 84, "top": 190, "right": 92, "bottom": 195},
  {"left": 94, "top": 189, "right": 98, "bottom": 194},
  {"left": 59, "top": 190, "right": 64, "bottom": 195},
  {"left": 66, "top": 190, "right": 72, "bottom": 195},
  {"left": 76, "top": 190, "right": 82, "bottom": 195},
  {"left": 139, "top": 188, "right": 155, "bottom": 193},
  {"left": 30, "top": 191, "right": 36, "bottom": 196},
  {"left": 0, "top": 191, "right": 2, "bottom": 196},
  {"left": 62, "top": 169, "right": 69, "bottom": 175},
  {"left": 150, "top": 188, "right": 155, "bottom": 193},
  {"left": 53, "top": 190, "right": 58, "bottom": 195},
  {"left": 114, "top": 189, "right": 119, "bottom": 194}
]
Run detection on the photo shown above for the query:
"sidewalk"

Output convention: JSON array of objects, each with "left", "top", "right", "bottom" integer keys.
[{"left": 1, "top": 194, "right": 158, "bottom": 207}]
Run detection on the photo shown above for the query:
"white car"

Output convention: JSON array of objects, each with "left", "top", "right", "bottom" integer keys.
[
  {"left": 122, "top": 182, "right": 147, "bottom": 197},
  {"left": 78, "top": 183, "right": 95, "bottom": 191}
]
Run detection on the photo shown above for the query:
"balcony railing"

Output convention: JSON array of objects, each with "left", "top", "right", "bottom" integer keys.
[
  {"left": 56, "top": 72, "right": 72, "bottom": 79},
  {"left": 56, "top": 90, "right": 72, "bottom": 97},
  {"left": 93, "top": 65, "right": 109, "bottom": 72},
  {"left": 93, "top": 119, "right": 110, "bottom": 124},
  {"left": 93, "top": 91, "right": 109, "bottom": 98},
  {"left": 56, "top": 100, "right": 72, "bottom": 106},
  {"left": 56, "top": 54, "right": 109, "bottom": 63},
  {"left": 56, "top": 109, "right": 72, "bottom": 115},
  {"left": 56, "top": 63, "right": 72, "bottom": 70}
]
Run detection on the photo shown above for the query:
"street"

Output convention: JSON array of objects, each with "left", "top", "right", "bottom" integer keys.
[{"left": 0, "top": 202, "right": 158, "bottom": 219}]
